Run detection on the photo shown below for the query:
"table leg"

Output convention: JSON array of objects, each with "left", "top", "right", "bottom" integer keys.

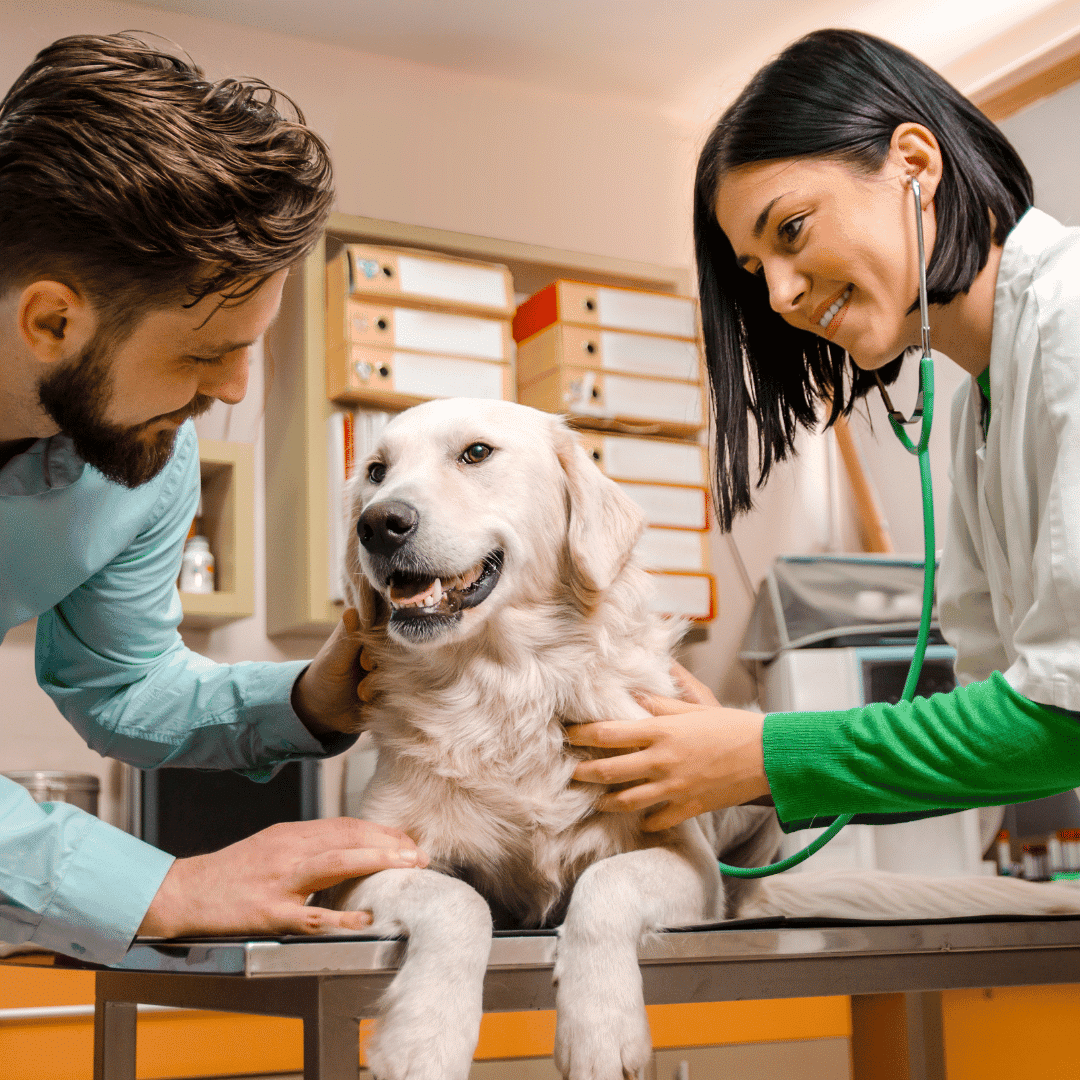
[
  {"left": 303, "top": 977, "right": 362, "bottom": 1080},
  {"left": 93, "top": 997, "right": 137, "bottom": 1080},
  {"left": 904, "top": 991, "right": 945, "bottom": 1080}
]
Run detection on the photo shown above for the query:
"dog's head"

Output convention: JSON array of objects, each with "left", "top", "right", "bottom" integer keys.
[{"left": 345, "top": 398, "right": 644, "bottom": 647}]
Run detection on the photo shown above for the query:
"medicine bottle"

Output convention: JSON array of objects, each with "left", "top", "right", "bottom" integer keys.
[{"left": 179, "top": 534, "right": 215, "bottom": 593}]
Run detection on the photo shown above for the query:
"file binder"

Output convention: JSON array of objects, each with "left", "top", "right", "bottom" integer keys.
[
  {"left": 575, "top": 433, "right": 708, "bottom": 487},
  {"left": 513, "top": 280, "right": 698, "bottom": 343},
  {"left": 328, "top": 345, "right": 512, "bottom": 410},
  {"left": 616, "top": 482, "right": 709, "bottom": 531},
  {"left": 519, "top": 366, "right": 704, "bottom": 437},
  {"left": 333, "top": 244, "right": 514, "bottom": 316},
  {"left": 647, "top": 571, "right": 716, "bottom": 622},
  {"left": 635, "top": 528, "right": 710, "bottom": 572},
  {"left": 517, "top": 323, "right": 702, "bottom": 386}
]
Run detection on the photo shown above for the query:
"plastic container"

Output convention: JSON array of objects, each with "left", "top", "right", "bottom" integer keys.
[
  {"left": 179, "top": 534, "right": 215, "bottom": 593},
  {"left": 2, "top": 770, "right": 100, "bottom": 815}
]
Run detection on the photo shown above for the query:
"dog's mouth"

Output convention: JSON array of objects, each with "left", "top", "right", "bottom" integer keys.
[{"left": 384, "top": 549, "right": 504, "bottom": 635}]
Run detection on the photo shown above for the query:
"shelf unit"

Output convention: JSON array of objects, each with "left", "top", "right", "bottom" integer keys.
[
  {"left": 264, "top": 212, "right": 692, "bottom": 637},
  {"left": 179, "top": 438, "right": 255, "bottom": 629}
]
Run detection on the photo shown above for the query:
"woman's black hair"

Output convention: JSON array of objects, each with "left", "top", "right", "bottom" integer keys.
[{"left": 695, "top": 28, "right": 1033, "bottom": 530}]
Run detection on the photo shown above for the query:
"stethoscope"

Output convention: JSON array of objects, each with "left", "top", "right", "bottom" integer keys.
[{"left": 719, "top": 175, "right": 937, "bottom": 878}]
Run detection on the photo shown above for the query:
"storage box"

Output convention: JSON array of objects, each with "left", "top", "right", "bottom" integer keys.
[
  {"left": 635, "top": 528, "right": 710, "bottom": 572},
  {"left": 575, "top": 432, "right": 708, "bottom": 486},
  {"left": 619, "top": 482, "right": 709, "bottom": 530},
  {"left": 517, "top": 323, "right": 702, "bottom": 386},
  {"left": 647, "top": 571, "right": 716, "bottom": 622},
  {"left": 513, "top": 280, "right": 698, "bottom": 342},
  {"left": 519, "top": 366, "right": 704, "bottom": 437},
  {"left": 336, "top": 244, "right": 514, "bottom": 316},
  {"left": 328, "top": 345, "right": 513, "bottom": 409}
]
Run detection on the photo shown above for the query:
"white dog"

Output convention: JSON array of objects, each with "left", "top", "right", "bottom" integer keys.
[{"left": 325, "top": 397, "right": 1080, "bottom": 1080}]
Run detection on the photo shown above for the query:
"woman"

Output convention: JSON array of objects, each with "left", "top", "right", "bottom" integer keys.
[{"left": 569, "top": 28, "right": 1080, "bottom": 837}]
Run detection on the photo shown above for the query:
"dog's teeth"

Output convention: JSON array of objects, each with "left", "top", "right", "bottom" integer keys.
[{"left": 432, "top": 579, "right": 442, "bottom": 605}]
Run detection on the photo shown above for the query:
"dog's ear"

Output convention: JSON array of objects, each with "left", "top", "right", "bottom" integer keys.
[{"left": 555, "top": 426, "right": 645, "bottom": 593}]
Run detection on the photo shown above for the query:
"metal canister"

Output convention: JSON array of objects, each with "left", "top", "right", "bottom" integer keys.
[{"left": 1, "top": 771, "right": 100, "bottom": 815}]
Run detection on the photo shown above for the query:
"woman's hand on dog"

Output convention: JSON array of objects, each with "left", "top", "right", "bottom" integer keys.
[
  {"left": 567, "top": 663, "right": 770, "bottom": 831},
  {"left": 292, "top": 607, "right": 373, "bottom": 735},
  {"left": 138, "top": 817, "right": 429, "bottom": 939}
]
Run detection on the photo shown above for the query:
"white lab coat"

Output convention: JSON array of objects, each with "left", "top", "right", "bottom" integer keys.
[{"left": 939, "top": 208, "right": 1080, "bottom": 711}]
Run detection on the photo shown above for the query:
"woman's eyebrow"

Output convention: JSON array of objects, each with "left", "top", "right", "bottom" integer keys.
[{"left": 753, "top": 193, "right": 792, "bottom": 238}]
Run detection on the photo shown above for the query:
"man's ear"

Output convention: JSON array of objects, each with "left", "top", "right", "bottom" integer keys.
[
  {"left": 18, "top": 281, "right": 96, "bottom": 364},
  {"left": 555, "top": 423, "right": 644, "bottom": 596}
]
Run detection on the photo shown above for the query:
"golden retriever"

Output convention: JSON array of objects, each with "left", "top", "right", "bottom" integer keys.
[{"left": 325, "top": 397, "right": 1080, "bottom": 1080}]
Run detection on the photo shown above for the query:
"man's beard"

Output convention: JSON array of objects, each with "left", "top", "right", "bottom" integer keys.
[{"left": 37, "top": 334, "right": 215, "bottom": 489}]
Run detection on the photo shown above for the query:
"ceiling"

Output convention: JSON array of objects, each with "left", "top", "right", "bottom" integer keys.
[{"left": 129, "top": 0, "right": 1075, "bottom": 121}]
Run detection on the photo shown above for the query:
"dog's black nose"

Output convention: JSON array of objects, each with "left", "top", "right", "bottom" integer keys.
[{"left": 358, "top": 500, "right": 419, "bottom": 556}]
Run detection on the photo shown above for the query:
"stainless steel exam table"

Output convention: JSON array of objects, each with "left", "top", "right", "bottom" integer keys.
[{"left": 71, "top": 915, "right": 1080, "bottom": 1080}]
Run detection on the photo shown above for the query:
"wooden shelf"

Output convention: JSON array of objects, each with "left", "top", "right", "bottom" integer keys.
[
  {"left": 264, "top": 214, "right": 694, "bottom": 637},
  {"left": 179, "top": 438, "right": 255, "bottom": 630}
]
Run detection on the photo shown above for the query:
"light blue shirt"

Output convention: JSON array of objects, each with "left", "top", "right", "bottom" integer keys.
[{"left": 0, "top": 421, "right": 348, "bottom": 964}]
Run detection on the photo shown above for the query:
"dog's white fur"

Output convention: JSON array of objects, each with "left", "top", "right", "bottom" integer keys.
[{"left": 326, "top": 398, "right": 1080, "bottom": 1080}]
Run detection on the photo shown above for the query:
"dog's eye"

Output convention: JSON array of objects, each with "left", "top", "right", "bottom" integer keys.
[
  {"left": 460, "top": 443, "right": 493, "bottom": 465},
  {"left": 367, "top": 461, "right": 387, "bottom": 484}
]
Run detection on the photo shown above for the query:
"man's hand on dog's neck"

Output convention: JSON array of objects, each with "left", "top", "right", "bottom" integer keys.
[{"left": 291, "top": 607, "right": 370, "bottom": 738}]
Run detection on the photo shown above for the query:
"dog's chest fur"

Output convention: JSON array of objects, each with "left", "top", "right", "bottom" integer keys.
[{"left": 357, "top": 609, "right": 678, "bottom": 927}]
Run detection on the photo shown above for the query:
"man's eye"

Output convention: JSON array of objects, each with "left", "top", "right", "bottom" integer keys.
[
  {"left": 367, "top": 461, "right": 387, "bottom": 484},
  {"left": 460, "top": 443, "right": 493, "bottom": 465}
]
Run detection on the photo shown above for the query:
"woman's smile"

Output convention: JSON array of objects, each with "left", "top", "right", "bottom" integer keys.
[{"left": 814, "top": 284, "right": 853, "bottom": 336}]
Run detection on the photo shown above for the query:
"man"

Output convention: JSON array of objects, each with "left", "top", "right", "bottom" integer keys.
[{"left": 0, "top": 33, "right": 423, "bottom": 965}]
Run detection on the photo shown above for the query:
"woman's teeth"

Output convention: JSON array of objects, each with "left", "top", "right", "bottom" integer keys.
[{"left": 819, "top": 285, "right": 852, "bottom": 330}]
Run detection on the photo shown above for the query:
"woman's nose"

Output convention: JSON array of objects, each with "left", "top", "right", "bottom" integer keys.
[
  {"left": 202, "top": 347, "right": 250, "bottom": 405},
  {"left": 763, "top": 262, "right": 808, "bottom": 316}
]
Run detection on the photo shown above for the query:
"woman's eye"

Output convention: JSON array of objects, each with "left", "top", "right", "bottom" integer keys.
[
  {"left": 460, "top": 443, "right": 493, "bottom": 465},
  {"left": 367, "top": 461, "right": 387, "bottom": 484},
  {"left": 779, "top": 216, "right": 805, "bottom": 244}
]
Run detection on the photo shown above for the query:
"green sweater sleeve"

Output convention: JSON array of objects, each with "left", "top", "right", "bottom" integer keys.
[{"left": 763, "top": 671, "right": 1080, "bottom": 827}]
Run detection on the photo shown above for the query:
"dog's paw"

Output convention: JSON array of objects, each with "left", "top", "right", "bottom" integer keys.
[
  {"left": 365, "top": 985, "right": 481, "bottom": 1080},
  {"left": 552, "top": 950, "right": 651, "bottom": 1080}
]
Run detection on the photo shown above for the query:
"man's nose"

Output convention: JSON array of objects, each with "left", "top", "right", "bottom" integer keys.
[{"left": 202, "top": 347, "right": 251, "bottom": 405}]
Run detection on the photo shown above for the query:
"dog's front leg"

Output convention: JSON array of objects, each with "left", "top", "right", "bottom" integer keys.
[
  {"left": 336, "top": 868, "right": 493, "bottom": 1080},
  {"left": 553, "top": 827, "right": 719, "bottom": 1080}
]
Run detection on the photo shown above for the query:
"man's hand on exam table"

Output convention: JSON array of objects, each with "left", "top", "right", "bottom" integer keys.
[
  {"left": 138, "top": 817, "right": 429, "bottom": 938},
  {"left": 291, "top": 607, "right": 371, "bottom": 736},
  {"left": 566, "top": 661, "right": 770, "bottom": 831}
]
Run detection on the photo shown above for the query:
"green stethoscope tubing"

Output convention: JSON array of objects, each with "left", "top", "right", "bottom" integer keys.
[{"left": 718, "top": 176, "right": 937, "bottom": 878}]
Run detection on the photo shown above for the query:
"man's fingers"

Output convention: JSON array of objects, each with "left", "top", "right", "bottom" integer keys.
[
  {"left": 285, "top": 904, "right": 373, "bottom": 936},
  {"left": 359, "top": 647, "right": 377, "bottom": 672},
  {"left": 300, "top": 846, "right": 428, "bottom": 891},
  {"left": 342, "top": 607, "right": 362, "bottom": 635}
]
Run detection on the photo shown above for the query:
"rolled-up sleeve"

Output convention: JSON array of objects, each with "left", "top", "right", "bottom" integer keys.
[
  {"left": 0, "top": 778, "right": 174, "bottom": 964},
  {"left": 34, "top": 424, "right": 354, "bottom": 773}
]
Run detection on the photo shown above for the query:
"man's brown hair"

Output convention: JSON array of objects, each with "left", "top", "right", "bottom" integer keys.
[{"left": 0, "top": 33, "right": 334, "bottom": 337}]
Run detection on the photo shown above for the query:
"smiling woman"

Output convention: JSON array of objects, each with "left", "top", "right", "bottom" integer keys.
[{"left": 692, "top": 27, "right": 1031, "bottom": 530}]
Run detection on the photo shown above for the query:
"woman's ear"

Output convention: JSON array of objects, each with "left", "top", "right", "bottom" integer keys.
[
  {"left": 889, "top": 122, "right": 942, "bottom": 205},
  {"left": 18, "top": 280, "right": 96, "bottom": 364}
]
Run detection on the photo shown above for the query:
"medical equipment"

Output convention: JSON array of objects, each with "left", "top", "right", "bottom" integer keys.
[{"left": 718, "top": 176, "right": 937, "bottom": 878}]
